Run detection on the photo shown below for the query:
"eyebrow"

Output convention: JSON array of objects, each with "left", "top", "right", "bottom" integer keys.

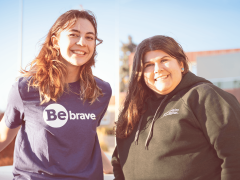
[
  {"left": 144, "top": 55, "right": 170, "bottom": 64},
  {"left": 69, "top": 29, "right": 95, "bottom": 36}
]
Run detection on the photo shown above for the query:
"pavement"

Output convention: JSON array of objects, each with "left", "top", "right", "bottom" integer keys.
[{"left": 0, "top": 166, "right": 13, "bottom": 180}]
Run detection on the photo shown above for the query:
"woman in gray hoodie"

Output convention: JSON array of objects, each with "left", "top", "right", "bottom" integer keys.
[{"left": 112, "top": 35, "right": 240, "bottom": 180}]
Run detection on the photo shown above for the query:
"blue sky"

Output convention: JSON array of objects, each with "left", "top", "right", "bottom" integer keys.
[{"left": 0, "top": 0, "right": 239, "bottom": 111}]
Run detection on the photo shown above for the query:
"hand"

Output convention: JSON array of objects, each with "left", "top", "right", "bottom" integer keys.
[{"left": 101, "top": 149, "right": 113, "bottom": 174}]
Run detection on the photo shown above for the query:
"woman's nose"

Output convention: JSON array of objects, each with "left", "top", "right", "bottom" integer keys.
[
  {"left": 154, "top": 62, "right": 162, "bottom": 73},
  {"left": 76, "top": 37, "right": 86, "bottom": 46}
]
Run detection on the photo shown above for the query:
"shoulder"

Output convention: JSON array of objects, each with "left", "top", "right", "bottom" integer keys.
[
  {"left": 17, "top": 77, "right": 39, "bottom": 101},
  {"left": 8, "top": 79, "right": 22, "bottom": 104},
  {"left": 8, "top": 77, "right": 28, "bottom": 98},
  {"left": 186, "top": 83, "right": 235, "bottom": 99},
  {"left": 182, "top": 83, "right": 240, "bottom": 108},
  {"left": 6, "top": 78, "right": 25, "bottom": 116},
  {"left": 18, "top": 76, "right": 29, "bottom": 89},
  {"left": 94, "top": 76, "right": 112, "bottom": 95}
]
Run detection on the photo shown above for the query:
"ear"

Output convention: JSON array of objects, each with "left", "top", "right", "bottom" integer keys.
[
  {"left": 179, "top": 61, "right": 184, "bottom": 72},
  {"left": 180, "top": 61, "right": 184, "bottom": 68},
  {"left": 51, "top": 35, "right": 59, "bottom": 49}
]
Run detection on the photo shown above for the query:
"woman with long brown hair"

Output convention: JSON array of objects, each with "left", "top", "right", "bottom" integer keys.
[
  {"left": 112, "top": 35, "right": 240, "bottom": 180},
  {"left": 0, "top": 10, "right": 112, "bottom": 179}
]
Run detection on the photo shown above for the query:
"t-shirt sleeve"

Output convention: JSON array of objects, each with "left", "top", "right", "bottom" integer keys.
[{"left": 5, "top": 80, "right": 24, "bottom": 129}]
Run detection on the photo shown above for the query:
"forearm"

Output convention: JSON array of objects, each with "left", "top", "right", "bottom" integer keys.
[
  {"left": 0, "top": 137, "right": 12, "bottom": 152},
  {"left": 101, "top": 149, "right": 113, "bottom": 174},
  {"left": 0, "top": 116, "right": 20, "bottom": 152}
]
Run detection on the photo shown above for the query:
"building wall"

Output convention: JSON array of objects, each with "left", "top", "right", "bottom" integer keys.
[
  {"left": 185, "top": 49, "right": 240, "bottom": 63},
  {"left": 196, "top": 52, "right": 240, "bottom": 102},
  {"left": 197, "top": 52, "right": 240, "bottom": 79},
  {"left": 225, "top": 88, "right": 240, "bottom": 102}
]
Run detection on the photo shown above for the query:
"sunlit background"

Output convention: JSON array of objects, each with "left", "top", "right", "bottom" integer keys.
[
  {"left": 0, "top": 1, "right": 240, "bottom": 177},
  {"left": 1, "top": 0, "right": 240, "bottom": 112}
]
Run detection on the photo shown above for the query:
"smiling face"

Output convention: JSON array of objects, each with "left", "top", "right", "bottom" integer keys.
[
  {"left": 143, "top": 50, "right": 184, "bottom": 96},
  {"left": 52, "top": 18, "right": 96, "bottom": 69}
]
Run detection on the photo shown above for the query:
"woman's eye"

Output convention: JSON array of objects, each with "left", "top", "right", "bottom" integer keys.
[
  {"left": 145, "top": 64, "right": 153, "bottom": 68},
  {"left": 69, "top": 34, "right": 78, "bottom": 37},
  {"left": 161, "top": 59, "right": 168, "bottom": 63},
  {"left": 86, "top": 36, "right": 94, "bottom": 40}
]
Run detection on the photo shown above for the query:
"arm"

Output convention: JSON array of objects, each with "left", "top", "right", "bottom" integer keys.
[
  {"left": 101, "top": 149, "right": 113, "bottom": 174},
  {"left": 186, "top": 84, "right": 240, "bottom": 179},
  {"left": 0, "top": 115, "right": 20, "bottom": 152},
  {"left": 111, "top": 146, "right": 125, "bottom": 180}
]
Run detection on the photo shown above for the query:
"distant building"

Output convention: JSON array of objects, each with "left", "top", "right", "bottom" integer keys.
[
  {"left": 186, "top": 49, "right": 240, "bottom": 102},
  {"left": 100, "top": 92, "right": 126, "bottom": 126}
]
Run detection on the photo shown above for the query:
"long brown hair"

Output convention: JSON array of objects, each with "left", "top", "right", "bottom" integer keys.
[
  {"left": 21, "top": 10, "right": 103, "bottom": 104},
  {"left": 116, "top": 35, "right": 189, "bottom": 139}
]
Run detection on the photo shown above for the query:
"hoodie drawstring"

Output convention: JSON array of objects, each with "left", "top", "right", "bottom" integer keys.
[
  {"left": 134, "top": 95, "right": 168, "bottom": 149},
  {"left": 134, "top": 116, "right": 144, "bottom": 145},
  {"left": 145, "top": 95, "right": 167, "bottom": 149},
  {"left": 145, "top": 95, "right": 168, "bottom": 149}
]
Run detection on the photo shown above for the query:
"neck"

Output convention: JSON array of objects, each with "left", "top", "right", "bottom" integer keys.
[
  {"left": 60, "top": 57, "right": 81, "bottom": 83},
  {"left": 65, "top": 65, "right": 81, "bottom": 83},
  {"left": 154, "top": 91, "right": 165, "bottom": 98}
]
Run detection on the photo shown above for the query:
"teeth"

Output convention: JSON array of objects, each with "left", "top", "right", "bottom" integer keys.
[
  {"left": 160, "top": 75, "right": 168, "bottom": 78},
  {"left": 155, "top": 75, "right": 168, "bottom": 80},
  {"left": 73, "top": 51, "right": 85, "bottom": 55}
]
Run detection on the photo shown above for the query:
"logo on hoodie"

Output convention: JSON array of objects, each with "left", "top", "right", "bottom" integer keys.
[
  {"left": 163, "top": 108, "right": 179, "bottom": 117},
  {"left": 43, "top": 104, "right": 96, "bottom": 128}
]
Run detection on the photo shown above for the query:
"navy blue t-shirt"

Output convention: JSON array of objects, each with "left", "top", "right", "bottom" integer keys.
[{"left": 5, "top": 77, "right": 112, "bottom": 180}]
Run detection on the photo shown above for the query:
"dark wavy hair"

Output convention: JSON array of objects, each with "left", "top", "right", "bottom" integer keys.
[
  {"left": 21, "top": 10, "right": 103, "bottom": 104},
  {"left": 116, "top": 35, "right": 189, "bottom": 138}
]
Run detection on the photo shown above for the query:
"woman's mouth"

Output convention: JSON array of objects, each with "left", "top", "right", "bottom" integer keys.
[
  {"left": 155, "top": 75, "right": 168, "bottom": 81},
  {"left": 72, "top": 50, "right": 86, "bottom": 55}
]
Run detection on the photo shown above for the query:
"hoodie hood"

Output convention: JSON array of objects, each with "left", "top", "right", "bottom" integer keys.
[
  {"left": 135, "top": 71, "right": 212, "bottom": 149},
  {"left": 146, "top": 72, "right": 211, "bottom": 102},
  {"left": 167, "top": 71, "right": 212, "bottom": 98}
]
